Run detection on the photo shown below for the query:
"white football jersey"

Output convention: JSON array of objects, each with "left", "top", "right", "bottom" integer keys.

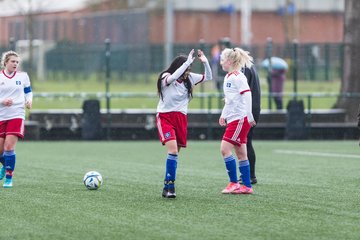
[
  {"left": 220, "top": 70, "right": 253, "bottom": 123},
  {"left": 157, "top": 61, "right": 212, "bottom": 114},
  {"left": 0, "top": 70, "right": 32, "bottom": 120}
]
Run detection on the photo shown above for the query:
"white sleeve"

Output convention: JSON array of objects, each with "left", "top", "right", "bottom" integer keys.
[
  {"left": 242, "top": 91, "right": 254, "bottom": 122},
  {"left": 24, "top": 73, "right": 33, "bottom": 102},
  {"left": 237, "top": 74, "right": 253, "bottom": 122},
  {"left": 190, "top": 60, "right": 213, "bottom": 85},
  {"left": 25, "top": 92, "right": 33, "bottom": 102},
  {"left": 164, "top": 60, "right": 192, "bottom": 86}
]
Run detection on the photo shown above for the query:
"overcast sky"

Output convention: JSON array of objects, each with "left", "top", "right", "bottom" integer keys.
[{"left": 0, "top": 0, "right": 88, "bottom": 17}]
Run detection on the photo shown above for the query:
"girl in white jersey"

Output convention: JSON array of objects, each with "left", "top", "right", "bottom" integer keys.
[
  {"left": 0, "top": 51, "right": 33, "bottom": 188},
  {"left": 156, "top": 49, "right": 212, "bottom": 198},
  {"left": 219, "top": 48, "right": 256, "bottom": 194}
]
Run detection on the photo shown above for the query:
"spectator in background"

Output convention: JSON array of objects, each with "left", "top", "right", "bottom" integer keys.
[
  {"left": 271, "top": 68, "right": 287, "bottom": 110},
  {"left": 212, "top": 37, "right": 231, "bottom": 91},
  {"left": 262, "top": 57, "right": 288, "bottom": 110},
  {"left": 210, "top": 43, "right": 220, "bottom": 89}
]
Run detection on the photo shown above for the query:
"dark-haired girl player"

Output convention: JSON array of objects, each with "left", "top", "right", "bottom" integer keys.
[{"left": 156, "top": 49, "right": 212, "bottom": 198}]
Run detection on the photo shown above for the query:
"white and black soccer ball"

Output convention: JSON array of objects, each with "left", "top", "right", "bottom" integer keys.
[{"left": 83, "top": 171, "right": 103, "bottom": 190}]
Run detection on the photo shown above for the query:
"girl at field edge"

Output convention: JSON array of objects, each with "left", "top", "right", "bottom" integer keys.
[
  {"left": 219, "top": 48, "right": 256, "bottom": 194},
  {"left": 0, "top": 51, "right": 33, "bottom": 188},
  {"left": 156, "top": 49, "right": 212, "bottom": 198}
]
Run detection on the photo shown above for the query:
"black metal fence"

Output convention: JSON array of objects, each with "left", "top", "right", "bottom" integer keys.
[{"left": 42, "top": 42, "right": 344, "bottom": 81}]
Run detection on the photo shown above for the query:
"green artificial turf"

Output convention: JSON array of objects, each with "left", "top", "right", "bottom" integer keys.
[{"left": 1, "top": 140, "right": 358, "bottom": 240}]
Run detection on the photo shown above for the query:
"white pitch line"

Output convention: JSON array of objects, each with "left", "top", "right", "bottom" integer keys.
[{"left": 274, "top": 150, "right": 360, "bottom": 159}]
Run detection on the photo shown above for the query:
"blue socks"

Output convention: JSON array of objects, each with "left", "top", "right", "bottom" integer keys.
[
  {"left": 164, "top": 153, "right": 178, "bottom": 189},
  {"left": 239, "top": 160, "right": 251, "bottom": 187},
  {"left": 4, "top": 150, "right": 16, "bottom": 180},
  {"left": 224, "top": 155, "right": 238, "bottom": 183}
]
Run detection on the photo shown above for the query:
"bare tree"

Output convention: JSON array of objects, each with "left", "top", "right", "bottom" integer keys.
[
  {"left": 27, "top": 0, "right": 34, "bottom": 85},
  {"left": 335, "top": 0, "right": 360, "bottom": 121},
  {"left": 9, "top": 0, "right": 52, "bottom": 85}
]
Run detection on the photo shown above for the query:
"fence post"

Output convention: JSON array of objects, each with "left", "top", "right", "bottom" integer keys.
[
  {"left": 285, "top": 40, "right": 307, "bottom": 140},
  {"left": 339, "top": 43, "right": 344, "bottom": 80},
  {"left": 266, "top": 37, "right": 273, "bottom": 110},
  {"left": 199, "top": 39, "right": 205, "bottom": 109},
  {"left": 105, "top": 38, "right": 111, "bottom": 140},
  {"left": 324, "top": 44, "right": 330, "bottom": 81},
  {"left": 292, "top": 40, "right": 298, "bottom": 101}
]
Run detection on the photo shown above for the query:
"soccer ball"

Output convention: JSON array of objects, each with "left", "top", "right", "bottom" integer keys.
[{"left": 83, "top": 171, "right": 103, "bottom": 190}]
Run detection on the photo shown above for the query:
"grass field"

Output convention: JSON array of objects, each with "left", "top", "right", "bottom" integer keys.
[
  {"left": 1, "top": 140, "right": 359, "bottom": 240},
  {"left": 32, "top": 76, "right": 341, "bottom": 110}
]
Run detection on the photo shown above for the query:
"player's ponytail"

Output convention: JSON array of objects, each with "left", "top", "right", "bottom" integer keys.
[
  {"left": 183, "top": 78, "right": 193, "bottom": 100},
  {"left": 157, "top": 73, "right": 165, "bottom": 100},
  {"left": 235, "top": 48, "right": 253, "bottom": 69},
  {"left": 220, "top": 48, "right": 253, "bottom": 70}
]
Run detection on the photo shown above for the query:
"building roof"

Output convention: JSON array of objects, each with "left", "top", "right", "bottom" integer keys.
[
  {"left": 0, "top": 0, "right": 88, "bottom": 17},
  {"left": 0, "top": 0, "right": 344, "bottom": 18}
]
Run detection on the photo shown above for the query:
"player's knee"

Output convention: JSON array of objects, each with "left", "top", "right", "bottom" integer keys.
[
  {"left": 220, "top": 148, "right": 231, "bottom": 157},
  {"left": 237, "top": 153, "right": 247, "bottom": 161}
]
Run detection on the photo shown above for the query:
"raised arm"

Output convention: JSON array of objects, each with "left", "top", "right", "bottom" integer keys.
[
  {"left": 165, "top": 49, "right": 195, "bottom": 85},
  {"left": 192, "top": 50, "right": 213, "bottom": 85}
]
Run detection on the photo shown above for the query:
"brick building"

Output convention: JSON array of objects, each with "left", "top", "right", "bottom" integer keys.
[{"left": 0, "top": 0, "right": 344, "bottom": 46}]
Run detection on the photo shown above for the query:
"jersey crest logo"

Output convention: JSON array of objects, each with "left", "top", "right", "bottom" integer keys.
[
  {"left": 16, "top": 81, "right": 21, "bottom": 85},
  {"left": 165, "top": 132, "right": 171, "bottom": 139},
  {"left": 226, "top": 82, "right": 231, "bottom": 87}
]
